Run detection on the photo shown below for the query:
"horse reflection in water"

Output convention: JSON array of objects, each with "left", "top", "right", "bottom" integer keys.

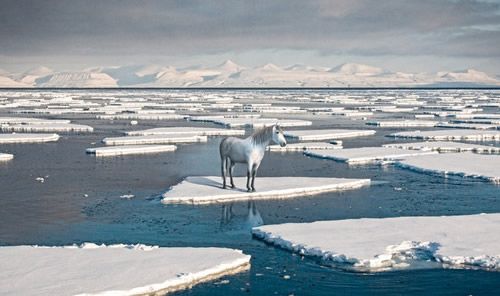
[
  {"left": 219, "top": 124, "right": 286, "bottom": 192},
  {"left": 220, "top": 201, "right": 263, "bottom": 229}
]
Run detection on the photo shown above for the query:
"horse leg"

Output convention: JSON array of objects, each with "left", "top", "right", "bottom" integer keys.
[
  {"left": 251, "top": 163, "right": 259, "bottom": 192},
  {"left": 229, "top": 161, "right": 235, "bottom": 188},
  {"left": 246, "top": 163, "right": 252, "bottom": 192},
  {"left": 221, "top": 156, "right": 227, "bottom": 189}
]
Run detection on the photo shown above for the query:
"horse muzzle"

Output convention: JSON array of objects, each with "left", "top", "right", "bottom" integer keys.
[{"left": 280, "top": 142, "right": 287, "bottom": 147}]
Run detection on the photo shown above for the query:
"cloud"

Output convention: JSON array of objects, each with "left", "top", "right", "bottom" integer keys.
[{"left": 0, "top": 0, "right": 499, "bottom": 71}]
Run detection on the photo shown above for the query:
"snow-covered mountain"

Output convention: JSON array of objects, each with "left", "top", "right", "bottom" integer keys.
[{"left": 1, "top": 62, "right": 499, "bottom": 88}]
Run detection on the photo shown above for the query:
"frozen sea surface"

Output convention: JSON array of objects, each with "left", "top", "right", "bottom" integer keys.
[{"left": 0, "top": 89, "right": 499, "bottom": 295}]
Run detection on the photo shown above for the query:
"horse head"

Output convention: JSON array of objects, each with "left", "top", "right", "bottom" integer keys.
[{"left": 272, "top": 124, "right": 287, "bottom": 147}]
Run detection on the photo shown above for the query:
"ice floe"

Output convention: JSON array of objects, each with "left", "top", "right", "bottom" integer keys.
[
  {"left": 1, "top": 123, "right": 93, "bottom": 133},
  {"left": 0, "top": 153, "right": 13, "bottom": 161},
  {"left": 125, "top": 127, "right": 245, "bottom": 136},
  {"left": 0, "top": 133, "right": 60, "bottom": 143},
  {"left": 389, "top": 129, "right": 500, "bottom": 141},
  {"left": 252, "top": 214, "right": 500, "bottom": 272},
  {"left": 97, "top": 114, "right": 186, "bottom": 120},
  {"left": 435, "top": 122, "right": 499, "bottom": 130},
  {"left": 102, "top": 134, "right": 207, "bottom": 145},
  {"left": 212, "top": 118, "right": 312, "bottom": 128},
  {"left": 383, "top": 141, "right": 500, "bottom": 153},
  {"left": 86, "top": 145, "right": 177, "bottom": 156},
  {"left": 0, "top": 244, "right": 250, "bottom": 295},
  {"left": 305, "top": 147, "right": 437, "bottom": 164},
  {"left": 396, "top": 152, "right": 500, "bottom": 183},
  {"left": 267, "top": 142, "right": 342, "bottom": 151},
  {"left": 162, "top": 176, "right": 370, "bottom": 204},
  {"left": 284, "top": 129, "right": 376, "bottom": 141},
  {"left": 366, "top": 120, "right": 439, "bottom": 127}
]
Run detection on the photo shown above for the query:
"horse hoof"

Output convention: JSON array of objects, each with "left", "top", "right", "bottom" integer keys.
[
  {"left": 251, "top": 188, "right": 256, "bottom": 192},
  {"left": 247, "top": 189, "right": 252, "bottom": 192},
  {"left": 222, "top": 185, "right": 226, "bottom": 189},
  {"left": 231, "top": 184, "right": 235, "bottom": 189}
]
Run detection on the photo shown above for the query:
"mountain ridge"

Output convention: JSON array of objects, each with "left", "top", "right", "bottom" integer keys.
[{"left": 1, "top": 62, "right": 499, "bottom": 88}]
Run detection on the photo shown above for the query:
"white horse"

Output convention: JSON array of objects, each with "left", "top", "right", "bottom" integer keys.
[{"left": 219, "top": 124, "right": 287, "bottom": 192}]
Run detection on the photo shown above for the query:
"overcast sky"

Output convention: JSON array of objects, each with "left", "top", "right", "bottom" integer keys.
[{"left": 1, "top": 0, "right": 499, "bottom": 74}]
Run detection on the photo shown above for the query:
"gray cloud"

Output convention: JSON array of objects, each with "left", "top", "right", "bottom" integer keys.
[{"left": 1, "top": 0, "right": 499, "bottom": 71}]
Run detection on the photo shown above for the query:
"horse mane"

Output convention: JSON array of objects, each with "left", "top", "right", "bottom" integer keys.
[{"left": 251, "top": 125, "right": 274, "bottom": 145}]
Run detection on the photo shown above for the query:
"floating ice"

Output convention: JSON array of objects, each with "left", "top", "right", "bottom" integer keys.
[
  {"left": 435, "top": 122, "right": 499, "bottom": 130},
  {"left": 267, "top": 142, "right": 342, "bottom": 151},
  {"left": 97, "top": 114, "right": 186, "bottom": 120},
  {"left": 162, "top": 176, "right": 370, "bottom": 204},
  {"left": 304, "top": 147, "right": 437, "bottom": 164},
  {"left": 383, "top": 141, "right": 500, "bottom": 153},
  {"left": 125, "top": 127, "right": 245, "bottom": 137},
  {"left": 86, "top": 145, "right": 177, "bottom": 156},
  {"left": 0, "top": 244, "right": 250, "bottom": 295},
  {"left": 0, "top": 133, "right": 60, "bottom": 143},
  {"left": 396, "top": 152, "right": 500, "bottom": 183},
  {"left": 212, "top": 118, "right": 312, "bottom": 128},
  {"left": 389, "top": 129, "right": 500, "bottom": 141},
  {"left": 284, "top": 129, "right": 376, "bottom": 141},
  {"left": 1, "top": 123, "right": 93, "bottom": 133},
  {"left": 366, "top": 120, "right": 439, "bottom": 127},
  {"left": 253, "top": 214, "right": 500, "bottom": 272},
  {"left": 102, "top": 134, "right": 207, "bottom": 145},
  {"left": 0, "top": 153, "right": 13, "bottom": 161}
]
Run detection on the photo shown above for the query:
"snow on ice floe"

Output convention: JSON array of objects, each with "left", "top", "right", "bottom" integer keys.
[
  {"left": 383, "top": 141, "right": 500, "bottom": 153},
  {"left": 389, "top": 129, "right": 500, "bottom": 141},
  {"left": 435, "top": 122, "right": 499, "bottom": 130},
  {"left": 304, "top": 147, "right": 437, "bottom": 164},
  {"left": 212, "top": 118, "right": 312, "bottom": 128},
  {"left": 162, "top": 176, "right": 370, "bottom": 204},
  {"left": 0, "top": 133, "right": 60, "bottom": 143},
  {"left": 284, "top": 129, "right": 376, "bottom": 141},
  {"left": 86, "top": 145, "right": 177, "bottom": 156},
  {"left": 0, "top": 244, "right": 250, "bottom": 296},
  {"left": 267, "top": 142, "right": 342, "bottom": 152},
  {"left": 252, "top": 214, "right": 500, "bottom": 272},
  {"left": 366, "top": 120, "right": 439, "bottom": 127},
  {"left": 0, "top": 153, "right": 14, "bottom": 161},
  {"left": 97, "top": 114, "right": 186, "bottom": 120},
  {"left": 1, "top": 123, "right": 93, "bottom": 133},
  {"left": 102, "top": 134, "right": 207, "bottom": 145},
  {"left": 396, "top": 152, "right": 500, "bottom": 183},
  {"left": 125, "top": 127, "right": 245, "bottom": 137},
  {"left": 0, "top": 117, "right": 71, "bottom": 125}
]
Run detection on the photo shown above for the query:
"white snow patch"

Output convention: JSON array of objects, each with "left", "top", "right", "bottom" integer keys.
[
  {"left": 390, "top": 129, "right": 500, "bottom": 141},
  {"left": 284, "top": 129, "right": 376, "bottom": 141},
  {"left": 366, "top": 120, "right": 439, "bottom": 127},
  {"left": 383, "top": 141, "right": 500, "bottom": 153},
  {"left": 86, "top": 145, "right": 177, "bottom": 156},
  {"left": 1, "top": 123, "right": 93, "bottom": 133},
  {"left": 125, "top": 127, "right": 244, "bottom": 137},
  {"left": 305, "top": 147, "right": 437, "bottom": 164},
  {"left": 162, "top": 176, "right": 370, "bottom": 204},
  {"left": 0, "top": 153, "right": 14, "bottom": 161},
  {"left": 396, "top": 152, "right": 500, "bottom": 183},
  {"left": 0, "top": 244, "right": 250, "bottom": 295},
  {"left": 267, "top": 142, "right": 342, "bottom": 151},
  {"left": 212, "top": 118, "right": 312, "bottom": 128},
  {"left": 102, "top": 134, "right": 207, "bottom": 145},
  {"left": 253, "top": 214, "right": 500, "bottom": 272},
  {"left": 0, "top": 133, "right": 60, "bottom": 143}
]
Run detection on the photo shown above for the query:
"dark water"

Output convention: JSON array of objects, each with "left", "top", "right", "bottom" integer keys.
[{"left": 0, "top": 89, "right": 499, "bottom": 295}]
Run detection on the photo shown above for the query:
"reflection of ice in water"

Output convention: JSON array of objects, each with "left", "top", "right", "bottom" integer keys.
[{"left": 220, "top": 201, "right": 263, "bottom": 229}]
